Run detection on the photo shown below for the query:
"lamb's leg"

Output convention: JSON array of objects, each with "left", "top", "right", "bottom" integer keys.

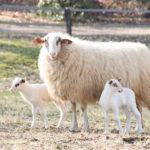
[
  {"left": 114, "top": 110, "right": 123, "bottom": 134},
  {"left": 39, "top": 106, "right": 49, "bottom": 129},
  {"left": 124, "top": 107, "right": 131, "bottom": 134},
  {"left": 54, "top": 101, "right": 67, "bottom": 128},
  {"left": 131, "top": 105, "right": 142, "bottom": 134},
  {"left": 136, "top": 100, "right": 143, "bottom": 126},
  {"left": 81, "top": 104, "right": 89, "bottom": 132},
  {"left": 31, "top": 105, "right": 37, "bottom": 128},
  {"left": 69, "top": 102, "right": 78, "bottom": 132},
  {"left": 104, "top": 110, "right": 109, "bottom": 134}
]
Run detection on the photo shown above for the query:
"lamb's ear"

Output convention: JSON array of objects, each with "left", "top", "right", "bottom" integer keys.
[
  {"left": 118, "top": 79, "right": 121, "bottom": 82},
  {"left": 20, "top": 79, "right": 25, "bottom": 83},
  {"left": 109, "top": 80, "right": 113, "bottom": 84},
  {"left": 33, "top": 37, "right": 46, "bottom": 44},
  {"left": 61, "top": 39, "right": 72, "bottom": 44}
]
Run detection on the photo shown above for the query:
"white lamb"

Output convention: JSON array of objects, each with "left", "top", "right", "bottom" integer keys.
[
  {"left": 99, "top": 79, "right": 142, "bottom": 134},
  {"left": 10, "top": 77, "right": 66, "bottom": 129}
]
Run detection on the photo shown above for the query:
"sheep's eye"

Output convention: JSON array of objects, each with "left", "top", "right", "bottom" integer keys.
[
  {"left": 45, "top": 41, "right": 49, "bottom": 47},
  {"left": 15, "top": 83, "right": 19, "bottom": 87}
]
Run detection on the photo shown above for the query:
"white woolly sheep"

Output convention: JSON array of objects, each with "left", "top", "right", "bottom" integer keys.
[
  {"left": 34, "top": 32, "right": 150, "bottom": 132},
  {"left": 10, "top": 77, "right": 66, "bottom": 129},
  {"left": 99, "top": 79, "right": 142, "bottom": 134}
]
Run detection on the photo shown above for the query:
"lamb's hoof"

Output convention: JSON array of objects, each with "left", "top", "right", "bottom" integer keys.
[
  {"left": 119, "top": 131, "right": 124, "bottom": 136},
  {"left": 69, "top": 126, "right": 79, "bottom": 132},
  {"left": 31, "top": 124, "right": 35, "bottom": 128},
  {"left": 56, "top": 124, "right": 63, "bottom": 129},
  {"left": 45, "top": 124, "right": 50, "bottom": 129},
  {"left": 104, "top": 131, "right": 110, "bottom": 135},
  {"left": 124, "top": 130, "right": 130, "bottom": 135}
]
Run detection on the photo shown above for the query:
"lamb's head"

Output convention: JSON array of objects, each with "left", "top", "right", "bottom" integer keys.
[
  {"left": 107, "top": 79, "right": 123, "bottom": 93},
  {"left": 10, "top": 77, "right": 26, "bottom": 93},
  {"left": 34, "top": 33, "right": 72, "bottom": 60}
]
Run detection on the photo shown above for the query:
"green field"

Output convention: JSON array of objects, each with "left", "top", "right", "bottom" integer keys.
[{"left": 0, "top": 36, "right": 150, "bottom": 150}]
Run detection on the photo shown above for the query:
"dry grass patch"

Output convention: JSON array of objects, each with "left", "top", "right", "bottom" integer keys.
[{"left": 0, "top": 78, "right": 150, "bottom": 150}]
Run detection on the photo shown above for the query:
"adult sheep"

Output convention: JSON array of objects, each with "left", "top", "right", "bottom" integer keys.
[{"left": 34, "top": 32, "right": 150, "bottom": 132}]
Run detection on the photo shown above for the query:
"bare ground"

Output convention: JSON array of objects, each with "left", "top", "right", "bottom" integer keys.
[{"left": 1, "top": 23, "right": 150, "bottom": 36}]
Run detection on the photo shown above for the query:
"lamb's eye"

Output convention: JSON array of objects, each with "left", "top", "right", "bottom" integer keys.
[{"left": 15, "top": 83, "right": 19, "bottom": 87}]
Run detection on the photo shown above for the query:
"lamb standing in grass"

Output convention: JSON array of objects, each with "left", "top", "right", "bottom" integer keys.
[
  {"left": 10, "top": 77, "right": 66, "bottom": 129},
  {"left": 99, "top": 79, "right": 142, "bottom": 134}
]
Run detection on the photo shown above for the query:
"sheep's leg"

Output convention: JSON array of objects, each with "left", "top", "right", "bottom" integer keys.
[
  {"left": 114, "top": 110, "right": 123, "bottom": 134},
  {"left": 69, "top": 102, "right": 78, "bottom": 132},
  {"left": 124, "top": 107, "right": 131, "bottom": 134},
  {"left": 131, "top": 105, "right": 142, "bottom": 134},
  {"left": 31, "top": 105, "right": 37, "bottom": 128},
  {"left": 81, "top": 104, "right": 89, "bottom": 132},
  {"left": 104, "top": 110, "right": 109, "bottom": 134},
  {"left": 39, "top": 106, "right": 49, "bottom": 129},
  {"left": 54, "top": 101, "right": 67, "bottom": 128}
]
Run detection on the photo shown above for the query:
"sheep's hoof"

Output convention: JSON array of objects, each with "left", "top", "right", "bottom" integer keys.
[
  {"left": 81, "top": 126, "right": 89, "bottom": 132},
  {"left": 137, "top": 129, "right": 142, "bottom": 134},
  {"left": 69, "top": 126, "right": 79, "bottom": 132}
]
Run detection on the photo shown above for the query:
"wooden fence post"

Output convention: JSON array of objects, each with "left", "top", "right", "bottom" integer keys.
[{"left": 65, "top": 8, "right": 72, "bottom": 35}]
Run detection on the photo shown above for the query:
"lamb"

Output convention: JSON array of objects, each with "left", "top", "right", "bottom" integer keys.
[
  {"left": 9, "top": 77, "right": 66, "bottom": 129},
  {"left": 34, "top": 32, "right": 150, "bottom": 132},
  {"left": 99, "top": 79, "right": 142, "bottom": 134}
]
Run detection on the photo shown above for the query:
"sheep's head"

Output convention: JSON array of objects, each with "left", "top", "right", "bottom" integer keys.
[
  {"left": 107, "top": 79, "right": 123, "bottom": 93},
  {"left": 34, "top": 33, "right": 72, "bottom": 60},
  {"left": 10, "top": 77, "right": 26, "bottom": 93}
]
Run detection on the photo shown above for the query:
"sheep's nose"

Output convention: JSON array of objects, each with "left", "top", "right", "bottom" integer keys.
[{"left": 50, "top": 52, "right": 57, "bottom": 58}]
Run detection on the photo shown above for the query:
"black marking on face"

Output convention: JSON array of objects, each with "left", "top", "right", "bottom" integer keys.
[
  {"left": 15, "top": 83, "right": 19, "bottom": 87},
  {"left": 118, "top": 79, "right": 121, "bottom": 82},
  {"left": 56, "top": 37, "right": 61, "bottom": 45},
  {"left": 109, "top": 80, "right": 113, "bottom": 84},
  {"left": 20, "top": 79, "right": 25, "bottom": 83}
]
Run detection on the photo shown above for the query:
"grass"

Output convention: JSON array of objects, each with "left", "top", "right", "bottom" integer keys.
[
  {"left": 0, "top": 38, "right": 40, "bottom": 79},
  {"left": 0, "top": 36, "right": 150, "bottom": 150}
]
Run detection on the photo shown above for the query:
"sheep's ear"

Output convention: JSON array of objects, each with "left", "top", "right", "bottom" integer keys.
[
  {"left": 61, "top": 39, "right": 72, "bottom": 44},
  {"left": 33, "top": 37, "right": 46, "bottom": 44},
  {"left": 109, "top": 80, "right": 113, "bottom": 84},
  {"left": 118, "top": 79, "right": 121, "bottom": 82},
  {"left": 20, "top": 79, "right": 25, "bottom": 83}
]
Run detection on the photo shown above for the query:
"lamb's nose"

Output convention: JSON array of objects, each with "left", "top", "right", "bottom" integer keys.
[
  {"left": 118, "top": 89, "right": 123, "bottom": 93},
  {"left": 9, "top": 88, "right": 13, "bottom": 93}
]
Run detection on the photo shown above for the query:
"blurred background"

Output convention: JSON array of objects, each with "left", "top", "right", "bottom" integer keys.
[{"left": 0, "top": 0, "right": 150, "bottom": 37}]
